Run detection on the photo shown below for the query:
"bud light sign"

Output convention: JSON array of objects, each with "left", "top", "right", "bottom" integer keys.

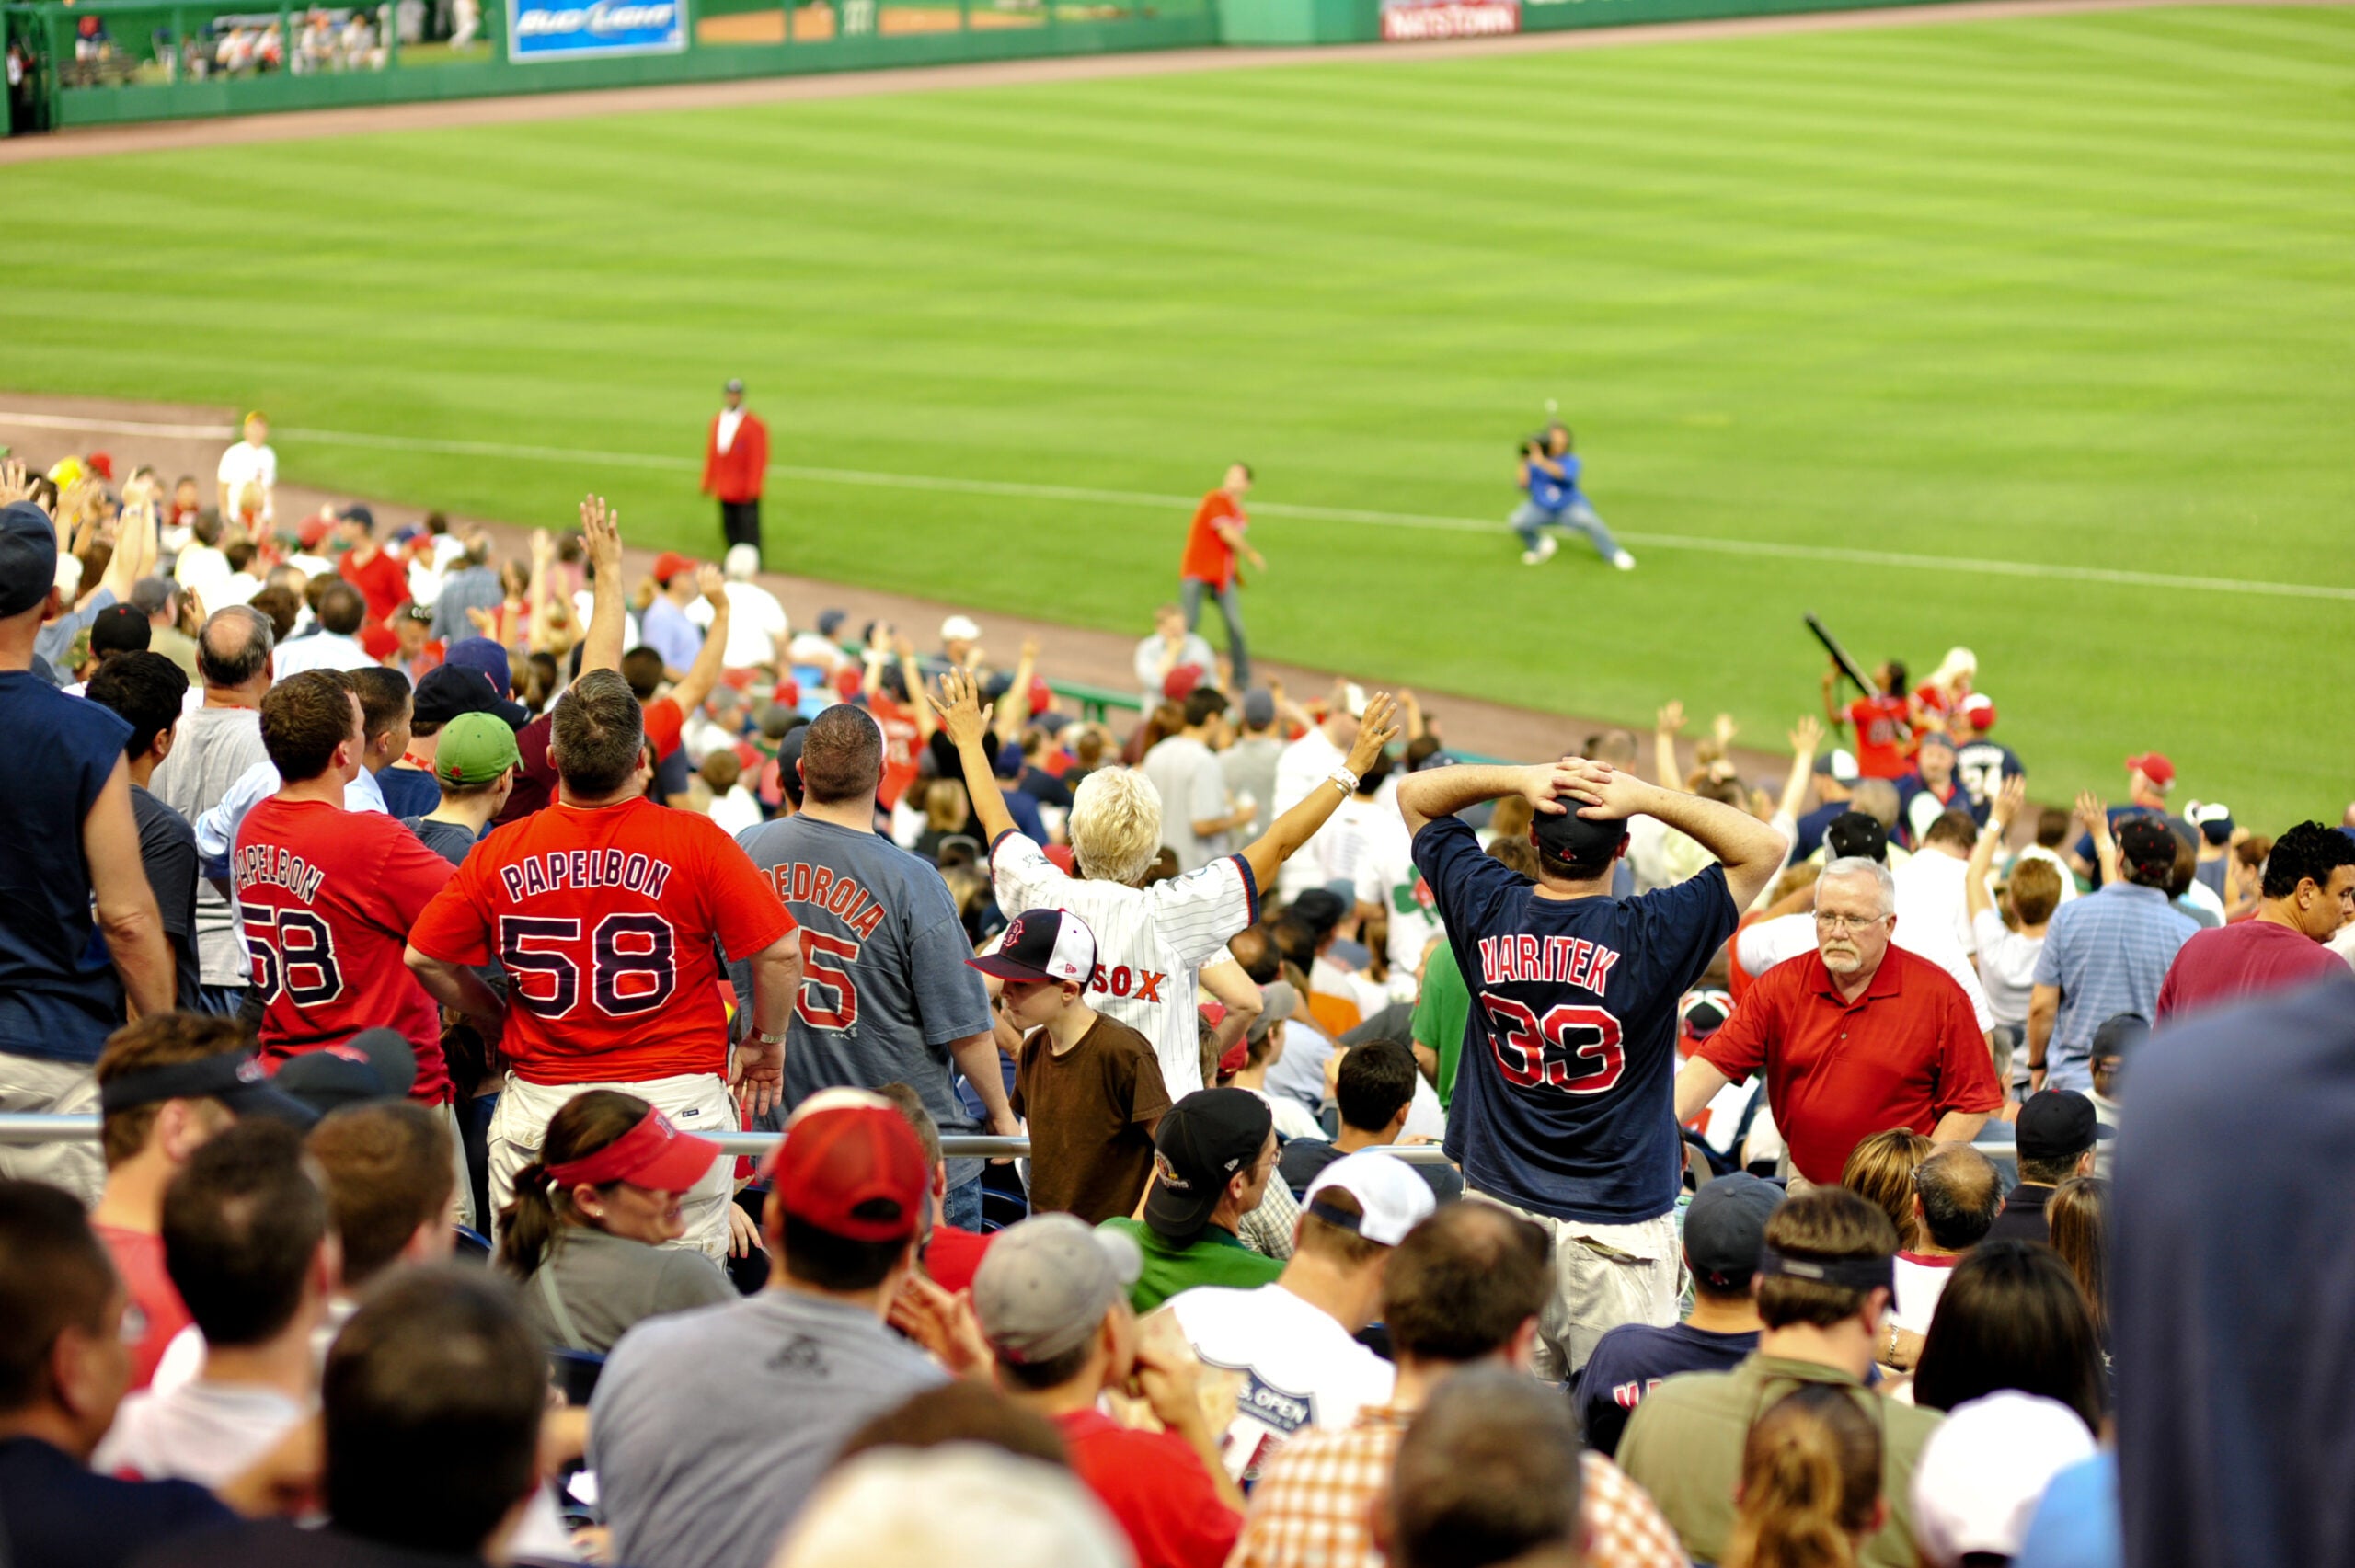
[{"left": 508, "top": 0, "right": 684, "bottom": 60}]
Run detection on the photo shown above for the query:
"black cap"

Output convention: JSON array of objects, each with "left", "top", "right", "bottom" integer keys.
[
  {"left": 89, "top": 602, "right": 153, "bottom": 656},
  {"left": 0, "top": 501, "right": 57, "bottom": 618},
  {"left": 2090, "top": 1013, "right": 2149, "bottom": 1065},
  {"left": 1287, "top": 887, "right": 1348, "bottom": 935},
  {"left": 1531, "top": 805, "right": 1629, "bottom": 865},
  {"left": 1144, "top": 1089, "right": 1272, "bottom": 1242},
  {"left": 272, "top": 1028, "right": 417, "bottom": 1117},
  {"left": 2117, "top": 817, "right": 2178, "bottom": 879},
  {"left": 2016, "top": 1090, "right": 2110, "bottom": 1162},
  {"left": 337, "top": 505, "right": 374, "bottom": 532},
  {"left": 776, "top": 724, "right": 808, "bottom": 807},
  {"left": 1684, "top": 1173, "right": 1783, "bottom": 1291},
  {"left": 1825, "top": 810, "right": 1890, "bottom": 864},
  {"left": 98, "top": 1047, "right": 318, "bottom": 1131},
  {"left": 413, "top": 662, "right": 526, "bottom": 729}
]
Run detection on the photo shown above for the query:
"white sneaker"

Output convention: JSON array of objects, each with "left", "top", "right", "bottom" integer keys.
[
  {"left": 1612, "top": 550, "right": 1636, "bottom": 570},
  {"left": 1520, "top": 536, "right": 1557, "bottom": 565},
  {"left": 1521, "top": 549, "right": 1543, "bottom": 566}
]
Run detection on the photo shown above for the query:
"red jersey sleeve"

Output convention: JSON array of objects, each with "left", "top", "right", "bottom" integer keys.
[
  {"left": 369, "top": 818, "right": 458, "bottom": 933},
  {"left": 700, "top": 823, "right": 795, "bottom": 962},
  {"left": 1933, "top": 988, "right": 2005, "bottom": 1116},
  {"left": 645, "top": 696, "right": 684, "bottom": 762},
  {"left": 407, "top": 857, "right": 493, "bottom": 967},
  {"left": 1698, "top": 976, "right": 1776, "bottom": 1082}
]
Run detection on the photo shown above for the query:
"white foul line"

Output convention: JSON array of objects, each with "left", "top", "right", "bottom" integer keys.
[{"left": 5, "top": 408, "right": 2349, "bottom": 603}]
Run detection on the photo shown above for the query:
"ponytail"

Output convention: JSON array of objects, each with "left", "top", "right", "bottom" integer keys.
[
  {"left": 493, "top": 1089, "right": 654, "bottom": 1282},
  {"left": 1724, "top": 1385, "right": 1882, "bottom": 1568}
]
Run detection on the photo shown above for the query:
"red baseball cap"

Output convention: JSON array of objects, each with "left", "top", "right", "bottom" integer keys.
[
  {"left": 1163, "top": 665, "right": 1203, "bottom": 703},
  {"left": 1960, "top": 693, "right": 1996, "bottom": 730},
  {"left": 545, "top": 1107, "right": 721, "bottom": 1196},
  {"left": 768, "top": 1104, "right": 927, "bottom": 1242},
  {"left": 86, "top": 452, "right": 114, "bottom": 481},
  {"left": 652, "top": 550, "right": 695, "bottom": 585},
  {"left": 298, "top": 515, "right": 332, "bottom": 549},
  {"left": 1028, "top": 674, "right": 1051, "bottom": 716},
  {"left": 2126, "top": 751, "right": 2175, "bottom": 790}
]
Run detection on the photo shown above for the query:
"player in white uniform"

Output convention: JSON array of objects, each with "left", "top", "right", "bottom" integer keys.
[{"left": 930, "top": 670, "right": 1402, "bottom": 1098}]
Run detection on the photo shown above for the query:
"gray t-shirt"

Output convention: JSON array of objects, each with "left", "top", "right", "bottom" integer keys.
[
  {"left": 131, "top": 785, "right": 204, "bottom": 1014},
  {"left": 1142, "top": 734, "right": 1229, "bottom": 874},
  {"left": 401, "top": 815, "right": 480, "bottom": 867},
  {"left": 732, "top": 813, "right": 994, "bottom": 1185},
  {"left": 1220, "top": 734, "right": 1285, "bottom": 842},
  {"left": 515, "top": 1224, "right": 733, "bottom": 1356},
  {"left": 591, "top": 1289, "right": 946, "bottom": 1568},
  {"left": 148, "top": 704, "right": 270, "bottom": 988}
]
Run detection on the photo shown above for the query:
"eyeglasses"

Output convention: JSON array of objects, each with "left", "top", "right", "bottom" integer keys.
[{"left": 1813, "top": 911, "right": 1890, "bottom": 933}]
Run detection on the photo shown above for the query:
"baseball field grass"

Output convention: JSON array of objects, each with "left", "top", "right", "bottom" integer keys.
[{"left": 9, "top": 2, "right": 2354, "bottom": 824}]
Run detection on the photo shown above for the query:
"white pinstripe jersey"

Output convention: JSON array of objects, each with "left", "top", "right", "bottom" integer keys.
[{"left": 989, "top": 830, "right": 1258, "bottom": 1097}]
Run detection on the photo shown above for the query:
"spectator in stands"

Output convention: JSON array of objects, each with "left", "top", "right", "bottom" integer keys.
[
  {"left": 2155, "top": 819, "right": 2355, "bottom": 1020},
  {"left": 383, "top": 663, "right": 512, "bottom": 823},
  {"left": 86, "top": 651, "right": 204, "bottom": 1013},
  {"left": 1166, "top": 1151, "right": 1433, "bottom": 1485},
  {"left": 140, "top": 1266, "right": 551, "bottom": 1568},
  {"left": 2044, "top": 1174, "right": 2109, "bottom": 1356},
  {"left": 1576, "top": 1172, "right": 1778, "bottom": 1458},
  {"left": 332, "top": 506, "right": 405, "bottom": 626},
  {"left": 777, "top": 1442, "right": 1131, "bottom": 1568},
  {"left": 273, "top": 578, "right": 373, "bottom": 678},
  {"left": 639, "top": 551, "right": 708, "bottom": 680},
  {"left": 1136, "top": 603, "right": 1218, "bottom": 712},
  {"left": 978, "top": 909, "right": 1171, "bottom": 1224},
  {"left": 500, "top": 1089, "right": 735, "bottom": 1355},
  {"left": 1842, "top": 1128, "right": 1933, "bottom": 1252},
  {"left": 132, "top": 578, "right": 201, "bottom": 683},
  {"left": 2029, "top": 817, "right": 2196, "bottom": 1091},
  {"left": 975, "top": 1214, "right": 1243, "bottom": 1568},
  {"left": 0, "top": 1178, "right": 239, "bottom": 1568},
  {"left": 734, "top": 699, "right": 1010, "bottom": 1230},
  {"left": 429, "top": 532, "right": 500, "bottom": 643},
  {"left": 1911, "top": 1391, "right": 2097, "bottom": 1568},
  {"left": 1618, "top": 1187, "right": 1942, "bottom": 1568},
  {"left": 1678, "top": 857, "right": 2001, "bottom": 1191},
  {"left": 1277, "top": 1037, "right": 1460, "bottom": 1202},
  {"left": 346, "top": 663, "right": 415, "bottom": 800},
  {"left": 304, "top": 1101, "right": 456, "bottom": 1322},
  {"left": 1986, "top": 1091, "right": 2107, "bottom": 1248},
  {"left": 1968, "top": 775, "right": 2054, "bottom": 1088},
  {"left": 689, "top": 541, "right": 788, "bottom": 667},
  {"left": 1143, "top": 685, "right": 1247, "bottom": 874},
  {"left": 1217, "top": 686, "right": 1286, "bottom": 840},
  {"left": 401, "top": 709, "right": 518, "bottom": 864},
  {"left": 591, "top": 1093, "right": 946, "bottom": 1568},
  {"left": 1821, "top": 658, "right": 1913, "bottom": 782},
  {"left": 213, "top": 412, "right": 276, "bottom": 529},
  {"left": 1381, "top": 1368, "right": 1586, "bottom": 1568},
  {"left": 1911, "top": 1241, "right": 2104, "bottom": 1434},
  {"left": 1103, "top": 1088, "right": 1282, "bottom": 1311},
  {"left": 0, "top": 498, "right": 172, "bottom": 1205},
  {"left": 1270, "top": 683, "right": 1367, "bottom": 902},
  {"left": 875, "top": 1081, "right": 993, "bottom": 1292},
  {"left": 96, "top": 1119, "right": 333, "bottom": 1490},
  {"left": 1725, "top": 1385, "right": 1888, "bottom": 1568},
  {"left": 89, "top": 1016, "right": 314, "bottom": 1391},
  {"left": 1893, "top": 1143, "right": 2002, "bottom": 1337},
  {"left": 836, "top": 1379, "right": 1069, "bottom": 1467}
]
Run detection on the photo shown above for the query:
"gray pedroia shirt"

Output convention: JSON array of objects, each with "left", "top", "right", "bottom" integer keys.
[
  {"left": 732, "top": 813, "right": 994, "bottom": 1185},
  {"left": 148, "top": 704, "right": 271, "bottom": 987},
  {"left": 591, "top": 1289, "right": 947, "bottom": 1568},
  {"left": 514, "top": 1224, "right": 734, "bottom": 1356}
]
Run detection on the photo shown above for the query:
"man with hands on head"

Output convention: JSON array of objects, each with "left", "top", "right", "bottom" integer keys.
[
  {"left": 931, "top": 668, "right": 1402, "bottom": 1097},
  {"left": 1396, "top": 750, "right": 1786, "bottom": 1377}
]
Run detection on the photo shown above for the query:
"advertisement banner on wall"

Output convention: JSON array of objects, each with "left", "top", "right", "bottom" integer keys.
[
  {"left": 507, "top": 0, "right": 685, "bottom": 61},
  {"left": 1379, "top": 0, "right": 1518, "bottom": 38}
]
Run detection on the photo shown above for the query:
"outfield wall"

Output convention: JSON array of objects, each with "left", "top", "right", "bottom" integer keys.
[{"left": 5, "top": 0, "right": 1969, "bottom": 132}]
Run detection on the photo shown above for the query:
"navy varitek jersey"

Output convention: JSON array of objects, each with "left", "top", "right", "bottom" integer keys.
[{"left": 1411, "top": 815, "right": 1737, "bottom": 1225}]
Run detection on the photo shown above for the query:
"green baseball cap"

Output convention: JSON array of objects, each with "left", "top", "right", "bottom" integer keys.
[{"left": 433, "top": 711, "right": 522, "bottom": 786}]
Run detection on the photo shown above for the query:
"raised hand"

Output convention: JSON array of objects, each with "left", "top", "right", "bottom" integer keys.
[
  {"left": 465, "top": 604, "right": 499, "bottom": 635},
  {"left": 579, "top": 495, "right": 622, "bottom": 570},
  {"left": 1993, "top": 773, "right": 2027, "bottom": 831},
  {"left": 925, "top": 668, "right": 995, "bottom": 753},
  {"left": 1520, "top": 758, "right": 1596, "bottom": 815},
  {"left": 1788, "top": 715, "right": 1824, "bottom": 757},
  {"left": 1713, "top": 712, "right": 1739, "bottom": 747},
  {"left": 695, "top": 562, "right": 728, "bottom": 607},
  {"left": 1345, "top": 692, "right": 1401, "bottom": 774},
  {"left": 1657, "top": 700, "right": 1685, "bottom": 736},
  {"left": 2074, "top": 789, "right": 2108, "bottom": 831}
]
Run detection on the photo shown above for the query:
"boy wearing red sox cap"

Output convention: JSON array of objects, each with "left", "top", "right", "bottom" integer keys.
[
  {"left": 591, "top": 1092, "right": 948, "bottom": 1568},
  {"left": 972, "top": 909, "right": 1172, "bottom": 1226}
]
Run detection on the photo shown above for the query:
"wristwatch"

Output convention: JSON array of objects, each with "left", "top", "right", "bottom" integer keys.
[{"left": 748, "top": 1029, "right": 788, "bottom": 1048}]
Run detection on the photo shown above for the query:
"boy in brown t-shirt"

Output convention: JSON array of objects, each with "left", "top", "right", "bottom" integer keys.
[{"left": 971, "top": 909, "right": 1172, "bottom": 1224}]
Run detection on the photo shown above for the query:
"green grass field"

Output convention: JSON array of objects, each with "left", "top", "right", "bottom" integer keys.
[{"left": 9, "top": 3, "right": 2354, "bottom": 824}]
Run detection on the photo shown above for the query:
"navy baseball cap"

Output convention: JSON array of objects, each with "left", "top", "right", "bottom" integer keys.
[
  {"left": 2016, "top": 1090, "right": 2112, "bottom": 1162},
  {"left": 1532, "top": 804, "right": 1628, "bottom": 864},
  {"left": 0, "top": 501, "right": 59, "bottom": 619},
  {"left": 414, "top": 662, "right": 526, "bottom": 729},
  {"left": 2089, "top": 1013, "right": 2149, "bottom": 1065},
  {"left": 443, "top": 636, "right": 511, "bottom": 696},
  {"left": 1825, "top": 810, "right": 1890, "bottom": 864},
  {"left": 273, "top": 1028, "right": 418, "bottom": 1116},
  {"left": 98, "top": 1047, "right": 317, "bottom": 1131},
  {"left": 1685, "top": 1173, "right": 1783, "bottom": 1292}
]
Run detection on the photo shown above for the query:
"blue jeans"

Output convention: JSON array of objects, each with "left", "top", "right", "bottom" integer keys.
[
  {"left": 943, "top": 1173, "right": 983, "bottom": 1231},
  {"left": 1511, "top": 498, "right": 1623, "bottom": 561},
  {"left": 1179, "top": 577, "right": 1249, "bottom": 690}
]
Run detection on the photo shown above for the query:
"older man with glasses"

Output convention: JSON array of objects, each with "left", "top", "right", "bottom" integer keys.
[{"left": 1675, "top": 856, "right": 2003, "bottom": 1193}]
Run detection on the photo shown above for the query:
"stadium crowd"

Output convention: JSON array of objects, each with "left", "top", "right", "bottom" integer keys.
[{"left": 0, "top": 436, "right": 2351, "bottom": 1568}]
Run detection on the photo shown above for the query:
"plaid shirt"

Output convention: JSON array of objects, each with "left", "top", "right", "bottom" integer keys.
[
  {"left": 2034, "top": 881, "right": 2197, "bottom": 1090},
  {"left": 1230, "top": 1403, "right": 1689, "bottom": 1568},
  {"left": 1239, "top": 1174, "right": 1302, "bottom": 1260}
]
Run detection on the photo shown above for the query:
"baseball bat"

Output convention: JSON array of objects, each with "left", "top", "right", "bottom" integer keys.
[{"left": 1806, "top": 612, "right": 1876, "bottom": 693}]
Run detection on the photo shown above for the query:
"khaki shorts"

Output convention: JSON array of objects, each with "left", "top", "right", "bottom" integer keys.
[
  {"left": 490, "top": 1071, "right": 736, "bottom": 1262},
  {"left": 1469, "top": 1190, "right": 1683, "bottom": 1381},
  {"left": 0, "top": 1053, "right": 103, "bottom": 1208}
]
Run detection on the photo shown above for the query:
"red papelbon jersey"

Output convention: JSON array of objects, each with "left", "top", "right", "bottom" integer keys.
[
  {"left": 231, "top": 796, "right": 455, "bottom": 1104},
  {"left": 408, "top": 795, "right": 795, "bottom": 1086}
]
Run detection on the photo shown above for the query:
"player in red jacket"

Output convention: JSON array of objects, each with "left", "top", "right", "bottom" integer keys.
[{"left": 701, "top": 377, "right": 770, "bottom": 566}]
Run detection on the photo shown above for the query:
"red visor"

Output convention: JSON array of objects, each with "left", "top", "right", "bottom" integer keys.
[{"left": 546, "top": 1109, "right": 721, "bottom": 1195}]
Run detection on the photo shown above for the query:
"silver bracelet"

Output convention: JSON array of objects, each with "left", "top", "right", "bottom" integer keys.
[{"left": 1328, "top": 765, "right": 1360, "bottom": 795}]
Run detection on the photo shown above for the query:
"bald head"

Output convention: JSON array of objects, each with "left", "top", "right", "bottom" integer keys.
[
  {"left": 197, "top": 604, "right": 274, "bottom": 692},
  {"left": 1913, "top": 1143, "right": 2002, "bottom": 1252}
]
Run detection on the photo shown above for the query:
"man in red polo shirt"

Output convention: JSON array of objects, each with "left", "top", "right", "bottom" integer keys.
[
  {"left": 1673, "top": 855, "right": 2000, "bottom": 1190},
  {"left": 2156, "top": 820, "right": 2355, "bottom": 1022},
  {"left": 1178, "top": 464, "right": 1264, "bottom": 691}
]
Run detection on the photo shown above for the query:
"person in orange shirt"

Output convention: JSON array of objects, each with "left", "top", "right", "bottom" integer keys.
[{"left": 1178, "top": 463, "right": 1264, "bottom": 690}]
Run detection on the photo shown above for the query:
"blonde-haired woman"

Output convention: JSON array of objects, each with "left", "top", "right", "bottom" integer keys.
[{"left": 1725, "top": 1384, "right": 1886, "bottom": 1568}]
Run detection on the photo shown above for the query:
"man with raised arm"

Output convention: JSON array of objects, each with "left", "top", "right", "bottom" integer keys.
[
  {"left": 931, "top": 669, "right": 1401, "bottom": 1098},
  {"left": 1395, "top": 752, "right": 1786, "bottom": 1377}
]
